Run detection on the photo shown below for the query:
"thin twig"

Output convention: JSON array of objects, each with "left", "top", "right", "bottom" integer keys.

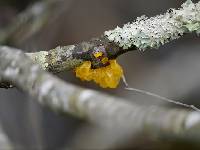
[
  {"left": 125, "top": 87, "right": 200, "bottom": 112},
  {"left": 122, "top": 73, "right": 200, "bottom": 111}
]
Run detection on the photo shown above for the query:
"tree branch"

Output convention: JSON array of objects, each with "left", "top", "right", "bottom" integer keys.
[
  {"left": 1, "top": 0, "right": 200, "bottom": 75},
  {"left": 105, "top": 0, "right": 200, "bottom": 50},
  {"left": 0, "top": 124, "right": 12, "bottom": 150},
  {"left": 1, "top": 46, "right": 200, "bottom": 143},
  {"left": 24, "top": 0, "right": 200, "bottom": 72}
]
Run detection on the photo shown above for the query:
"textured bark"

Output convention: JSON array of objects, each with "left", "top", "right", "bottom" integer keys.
[
  {"left": 1, "top": 46, "right": 200, "bottom": 143},
  {"left": 27, "top": 36, "right": 129, "bottom": 73},
  {"left": 105, "top": 0, "right": 200, "bottom": 50},
  {"left": 1, "top": 1, "right": 200, "bottom": 76},
  {"left": 0, "top": 37, "right": 128, "bottom": 88},
  {"left": 0, "top": 0, "right": 133, "bottom": 72}
]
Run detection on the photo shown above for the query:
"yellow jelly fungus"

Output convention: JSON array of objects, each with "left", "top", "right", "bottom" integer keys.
[
  {"left": 101, "top": 57, "right": 109, "bottom": 64},
  {"left": 93, "top": 52, "right": 103, "bottom": 58},
  {"left": 75, "top": 60, "right": 123, "bottom": 88}
]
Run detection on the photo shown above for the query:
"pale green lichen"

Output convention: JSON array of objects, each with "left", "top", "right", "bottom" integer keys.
[
  {"left": 27, "top": 51, "right": 48, "bottom": 69},
  {"left": 50, "top": 45, "right": 83, "bottom": 71},
  {"left": 105, "top": 0, "right": 200, "bottom": 50}
]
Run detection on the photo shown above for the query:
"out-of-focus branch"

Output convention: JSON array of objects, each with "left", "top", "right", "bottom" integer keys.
[
  {"left": 0, "top": 0, "right": 67, "bottom": 45},
  {"left": 1, "top": 46, "right": 200, "bottom": 143},
  {"left": 0, "top": 124, "right": 12, "bottom": 150}
]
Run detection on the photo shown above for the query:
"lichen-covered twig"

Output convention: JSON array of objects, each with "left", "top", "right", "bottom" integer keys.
[
  {"left": 105, "top": 0, "right": 200, "bottom": 50},
  {"left": 26, "top": 37, "right": 126, "bottom": 73},
  {"left": 1, "top": 46, "right": 200, "bottom": 143},
  {"left": 0, "top": 42, "right": 124, "bottom": 88},
  {"left": 0, "top": 0, "right": 200, "bottom": 89},
  {"left": 26, "top": 0, "right": 200, "bottom": 72},
  {"left": 1, "top": 0, "right": 200, "bottom": 73}
]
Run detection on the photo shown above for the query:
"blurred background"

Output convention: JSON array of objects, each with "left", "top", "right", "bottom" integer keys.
[{"left": 0, "top": 0, "right": 200, "bottom": 149}]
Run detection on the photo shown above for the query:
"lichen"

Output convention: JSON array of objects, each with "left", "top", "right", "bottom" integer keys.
[
  {"left": 75, "top": 60, "right": 123, "bottom": 88},
  {"left": 104, "top": 0, "right": 200, "bottom": 50},
  {"left": 48, "top": 45, "right": 83, "bottom": 72},
  {"left": 27, "top": 51, "right": 49, "bottom": 69}
]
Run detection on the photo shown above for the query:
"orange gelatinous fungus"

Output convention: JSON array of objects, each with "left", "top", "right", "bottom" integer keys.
[{"left": 75, "top": 60, "right": 123, "bottom": 88}]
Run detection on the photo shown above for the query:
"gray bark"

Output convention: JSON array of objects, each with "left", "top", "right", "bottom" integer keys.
[{"left": 0, "top": 46, "right": 200, "bottom": 143}]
